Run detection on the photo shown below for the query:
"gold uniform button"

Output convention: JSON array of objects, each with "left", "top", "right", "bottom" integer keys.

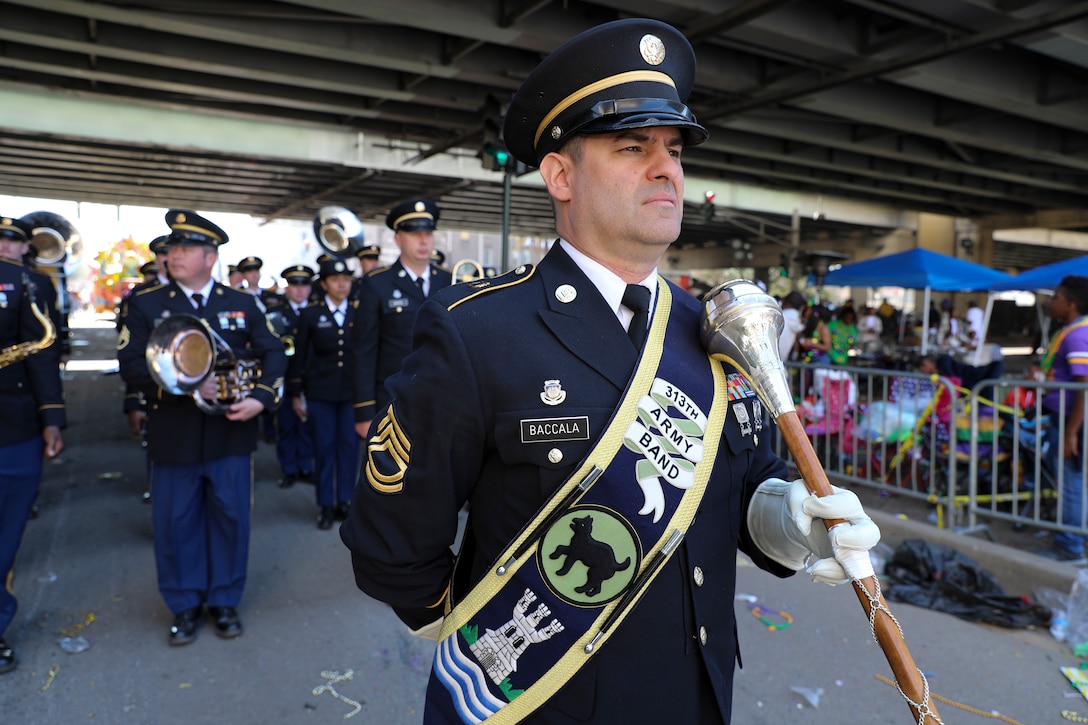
[
  {"left": 337, "top": 350, "right": 344, "bottom": 356},
  {"left": 693, "top": 566, "right": 704, "bottom": 587},
  {"left": 547, "top": 448, "right": 563, "bottom": 464},
  {"left": 698, "top": 626, "right": 708, "bottom": 646},
  {"left": 337, "top": 361, "right": 343, "bottom": 367}
]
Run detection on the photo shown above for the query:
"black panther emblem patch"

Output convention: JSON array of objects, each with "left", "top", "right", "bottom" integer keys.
[{"left": 539, "top": 506, "right": 640, "bottom": 606}]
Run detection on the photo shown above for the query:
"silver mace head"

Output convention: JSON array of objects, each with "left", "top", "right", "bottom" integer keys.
[{"left": 700, "top": 280, "right": 796, "bottom": 419}]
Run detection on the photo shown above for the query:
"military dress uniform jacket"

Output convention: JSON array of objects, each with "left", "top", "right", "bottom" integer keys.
[
  {"left": 117, "top": 281, "right": 287, "bottom": 465},
  {"left": 0, "top": 258, "right": 65, "bottom": 447},
  {"left": 351, "top": 260, "right": 452, "bottom": 423},
  {"left": 286, "top": 301, "right": 356, "bottom": 403},
  {"left": 340, "top": 244, "right": 792, "bottom": 723},
  {"left": 117, "top": 278, "right": 160, "bottom": 413}
]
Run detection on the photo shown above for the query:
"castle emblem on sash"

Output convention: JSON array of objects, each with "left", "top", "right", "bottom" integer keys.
[{"left": 469, "top": 588, "right": 565, "bottom": 687}]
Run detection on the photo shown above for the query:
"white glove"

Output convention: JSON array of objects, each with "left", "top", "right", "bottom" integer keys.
[
  {"left": 409, "top": 617, "right": 445, "bottom": 641},
  {"left": 747, "top": 478, "right": 880, "bottom": 585}
]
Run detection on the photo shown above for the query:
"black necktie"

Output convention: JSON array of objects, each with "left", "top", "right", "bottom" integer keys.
[
  {"left": 415, "top": 276, "right": 426, "bottom": 297},
  {"left": 191, "top": 292, "right": 204, "bottom": 312},
  {"left": 622, "top": 284, "right": 650, "bottom": 351}
]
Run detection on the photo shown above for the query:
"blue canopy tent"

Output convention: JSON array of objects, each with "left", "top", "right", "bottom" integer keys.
[
  {"left": 989, "top": 254, "right": 1088, "bottom": 355},
  {"left": 822, "top": 248, "right": 1013, "bottom": 354},
  {"left": 990, "top": 254, "right": 1088, "bottom": 293}
]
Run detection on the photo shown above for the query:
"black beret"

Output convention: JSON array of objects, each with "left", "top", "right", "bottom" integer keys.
[{"left": 503, "top": 18, "right": 707, "bottom": 167}]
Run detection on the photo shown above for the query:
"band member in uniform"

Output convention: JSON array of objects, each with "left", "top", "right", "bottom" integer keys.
[
  {"left": 238, "top": 257, "right": 283, "bottom": 443},
  {"left": 274, "top": 264, "right": 315, "bottom": 488},
  {"left": 351, "top": 199, "right": 452, "bottom": 438},
  {"left": 118, "top": 210, "right": 286, "bottom": 646},
  {"left": 227, "top": 264, "right": 244, "bottom": 289},
  {"left": 355, "top": 243, "right": 382, "bottom": 275},
  {"left": 118, "top": 235, "right": 171, "bottom": 503},
  {"left": 237, "top": 256, "right": 283, "bottom": 312},
  {"left": 0, "top": 215, "right": 65, "bottom": 674},
  {"left": 288, "top": 258, "right": 358, "bottom": 529},
  {"left": 350, "top": 243, "right": 382, "bottom": 302},
  {"left": 139, "top": 261, "right": 159, "bottom": 284},
  {"left": 340, "top": 19, "right": 879, "bottom": 723}
]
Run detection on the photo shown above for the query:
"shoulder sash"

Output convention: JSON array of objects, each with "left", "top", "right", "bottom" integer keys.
[{"left": 429, "top": 279, "right": 728, "bottom": 723}]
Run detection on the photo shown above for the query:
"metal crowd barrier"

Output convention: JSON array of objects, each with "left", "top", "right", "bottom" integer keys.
[
  {"left": 776, "top": 362, "right": 1088, "bottom": 544},
  {"left": 962, "top": 378, "right": 1088, "bottom": 540}
]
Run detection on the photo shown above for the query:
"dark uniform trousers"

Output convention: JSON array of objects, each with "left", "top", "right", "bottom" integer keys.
[
  {"left": 0, "top": 258, "right": 65, "bottom": 635},
  {"left": 341, "top": 245, "right": 792, "bottom": 724},
  {"left": 118, "top": 281, "right": 286, "bottom": 615},
  {"left": 273, "top": 304, "right": 313, "bottom": 478},
  {"left": 351, "top": 260, "right": 452, "bottom": 424},
  {"left": 288, "top": 302, "right": 358, "bottom": 508}
]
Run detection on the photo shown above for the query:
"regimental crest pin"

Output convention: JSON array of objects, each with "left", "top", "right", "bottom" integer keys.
[{"left": 540, "top": 379, "right": 566, "bottom": 406}]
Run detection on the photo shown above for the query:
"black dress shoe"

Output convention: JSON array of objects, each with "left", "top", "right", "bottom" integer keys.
[
  {"left": 297, "top": 471, "right": 314, "bottom": 484},
  {"left": 207, "top": 606, "right": 243, "bottom": 639},
  {"left": 169, "top": 607, "right": 202, "bottom": 646},
  {"left": 335, "top": 502, "right": 351, "bottom": 521},
  {"left": 0, "top": 638, "right": 16, "bottom": 674},
  {"left": 277, "top": 474, "right": 296, "bottom": 489},
  {"left": 317, "top": 507, "right": 335, "bottom": 530}
]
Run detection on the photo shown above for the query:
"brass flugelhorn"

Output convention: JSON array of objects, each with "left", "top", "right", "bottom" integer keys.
[
  {"left": 146, "top": 314, "right": 260, "bottom": 414},
  {"left": 700, "top": 279, "right": 939, "bottom": 724}
]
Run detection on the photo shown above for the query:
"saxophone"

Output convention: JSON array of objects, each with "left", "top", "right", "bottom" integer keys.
[{"left": 0, "top": 294, "right": 57, "bottom": 368}]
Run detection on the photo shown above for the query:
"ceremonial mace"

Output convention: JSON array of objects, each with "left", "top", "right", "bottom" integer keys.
[{"left": 701, "top": 280, "right": 941, "bottom": 724}]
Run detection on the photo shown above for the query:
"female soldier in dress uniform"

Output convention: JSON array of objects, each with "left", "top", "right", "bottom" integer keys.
[{"left": 288, "top": 258, "right": 358, "bottom": 529}]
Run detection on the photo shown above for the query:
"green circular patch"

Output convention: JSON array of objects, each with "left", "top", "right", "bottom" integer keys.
[{"left": 538, "top": 506, "right": 641, "bottom": 606}]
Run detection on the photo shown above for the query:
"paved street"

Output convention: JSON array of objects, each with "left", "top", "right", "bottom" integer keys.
[{"left": 0, "top": 317, "right": 1081, "bottom": 723}]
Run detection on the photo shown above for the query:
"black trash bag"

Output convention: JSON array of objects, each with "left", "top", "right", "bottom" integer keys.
[{"left": 883, "top": 539, "right": 1050, "bottom": 628}]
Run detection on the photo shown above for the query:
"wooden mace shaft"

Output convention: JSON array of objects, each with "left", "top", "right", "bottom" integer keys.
[{"left": 777, "top": 410, "right": 940, "bottom": 724}]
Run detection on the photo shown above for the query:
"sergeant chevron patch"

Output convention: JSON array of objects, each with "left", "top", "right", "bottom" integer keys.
[{"left": 365, "top": 405, "right": 411, "bottom": 494}]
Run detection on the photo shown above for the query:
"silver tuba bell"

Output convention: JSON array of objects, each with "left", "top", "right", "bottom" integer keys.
[
  {"left": 313, "top": 206, "right": 365, "bottom": 258},
  {"left": 146, "top": 314, "right": 261, "bottom": 414},
  {"left": 21, "top": 211, "right": 82, "bottom": 267}
]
